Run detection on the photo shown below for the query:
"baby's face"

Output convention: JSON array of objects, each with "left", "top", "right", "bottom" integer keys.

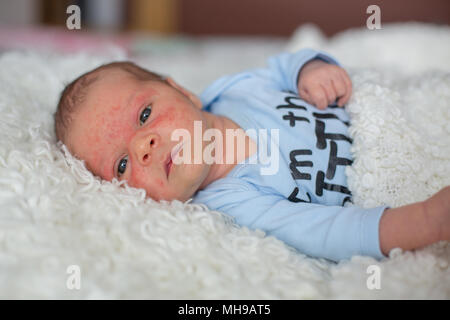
[{"left": 66, "top": 69, "right": 213, "bottom": 201}]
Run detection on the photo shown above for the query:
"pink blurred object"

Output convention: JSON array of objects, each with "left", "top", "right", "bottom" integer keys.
[{"left": 0, "top": 26, "right": 132, "bottom": 56}]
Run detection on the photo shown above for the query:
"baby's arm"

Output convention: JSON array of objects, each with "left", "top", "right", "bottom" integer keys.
[
  {"left": 379, "top": 186, "right": 450, "bottom": 256},
  {"left": 297, "top": 59, "right": 352, "bottom": 109}
]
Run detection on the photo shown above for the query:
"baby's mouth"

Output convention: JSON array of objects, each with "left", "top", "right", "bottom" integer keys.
[
  {"left": 165, "top": 141, "right": 184, "bottom": 179},
  {"left": 165, "top": 154, "right": 172, "bottom": 179}
]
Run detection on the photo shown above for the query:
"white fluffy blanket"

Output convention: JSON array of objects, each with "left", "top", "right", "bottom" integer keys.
[{"left": 0, "top": 23, "right": 449, "bottom": 299}]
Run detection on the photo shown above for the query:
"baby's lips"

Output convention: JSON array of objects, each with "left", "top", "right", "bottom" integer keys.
[
  {"left": 164, "top": 153, "right": 171, "bottom": 178},
  {"left": 165, "top": 141, "right": 184, "bottom": 178}
]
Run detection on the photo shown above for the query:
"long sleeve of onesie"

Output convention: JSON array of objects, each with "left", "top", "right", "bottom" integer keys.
[{"left": 193, "top": 177, "right": 386, "bottom": 262}]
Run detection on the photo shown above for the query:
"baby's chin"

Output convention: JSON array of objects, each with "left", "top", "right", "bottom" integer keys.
[
  {"left": 141, "top": 181, "right": 197, "bottom": 202},
  {"left": 141, "top": 163, "right": 210, "bottom": 201},
  {"left": 147, "top": 190, "right": 194, "bottom": 202}
]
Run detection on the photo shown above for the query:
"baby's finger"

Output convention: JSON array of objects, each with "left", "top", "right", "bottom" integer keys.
[
  {"left": 320, "top": 82, "right": 336, "bottom": 107},
  {"left": 338, "top": 71, "right": 352, "bottom": 105},
  {"left": 310, "top": 86, "right": 328, "bottom": 109},
  {"left": 331, "top": 77, "right": 347, "bottom": 107},
  {"left": 299, "top": 88, "right": 312, "bottom": 103}
]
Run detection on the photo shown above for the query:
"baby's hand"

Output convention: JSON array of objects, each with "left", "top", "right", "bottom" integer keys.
[
  {"left": 297, "top": 59, "right": 352, "bottom": 109},
  {"left": 423, "top": 186, "right": 450, "bottom": 242}
]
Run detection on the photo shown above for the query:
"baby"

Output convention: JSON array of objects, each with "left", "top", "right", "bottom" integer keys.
[{"left": 54, "top": 49, "right": 450, "bottom": 262}]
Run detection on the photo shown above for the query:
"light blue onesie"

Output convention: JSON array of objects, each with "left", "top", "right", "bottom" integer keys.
[{"left": 191, "top": 49, "right": 389, "bottom": 262}]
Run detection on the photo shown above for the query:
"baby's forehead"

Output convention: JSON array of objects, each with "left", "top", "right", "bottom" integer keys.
[{"left": 84, "top": 69, "right": 139, "bottom": 104}]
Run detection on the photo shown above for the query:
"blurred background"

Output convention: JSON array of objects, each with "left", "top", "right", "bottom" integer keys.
[
  {"left": 0, "top": 0, "right": 448, "bottom": 36},
  {"left": 0, "top": 0, "right": 448, "bottom": 92}
]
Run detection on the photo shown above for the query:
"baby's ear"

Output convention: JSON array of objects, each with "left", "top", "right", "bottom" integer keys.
[{"left": 166, "top": 77, "right": 203, "bottom": 109}]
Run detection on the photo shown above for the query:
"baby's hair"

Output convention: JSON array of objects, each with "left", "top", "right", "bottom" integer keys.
[{"left": 54, "top": 61, "right": 165, "bottom": 144}]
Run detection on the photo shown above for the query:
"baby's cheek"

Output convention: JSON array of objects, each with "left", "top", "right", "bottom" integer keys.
[
  {"left": 128, "top": 165, "right": 165, "bottom": 197},
  {"left": 154, "top": 178, "right": 164, "bottom": 188},
  {"left": 129, "top": 165, "right": 146, "bottom": 187}
]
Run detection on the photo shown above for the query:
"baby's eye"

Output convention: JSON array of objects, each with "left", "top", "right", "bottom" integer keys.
[
  {"left": 117, "top": 155, "right": 128, "bottom": 177},
  {"left": 140, "top": 105, "right": 152, "bottom": 125}
]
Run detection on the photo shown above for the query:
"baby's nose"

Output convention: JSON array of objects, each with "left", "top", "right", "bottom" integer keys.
[{"left": 133, "top": 133, "right": 160, "bottom": 166}]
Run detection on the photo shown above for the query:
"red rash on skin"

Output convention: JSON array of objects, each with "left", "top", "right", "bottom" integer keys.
[
  {"left": 164, "top": 106, "right": 176, "bottom": 123},
  {"left": 106, "top": 119, "right": 129, "bottom": 141},
  {"left": 134, "top": 90, "right": 156, "bottom": 107},
  {"left": 105, "top": 106, "right": 126, "bottom": 141},
  {"left": 149, "top": 111, "right": 174, "bottom": 130},
  {"left": 67, "top": 70, "right": 235, "bottom": 201}
]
